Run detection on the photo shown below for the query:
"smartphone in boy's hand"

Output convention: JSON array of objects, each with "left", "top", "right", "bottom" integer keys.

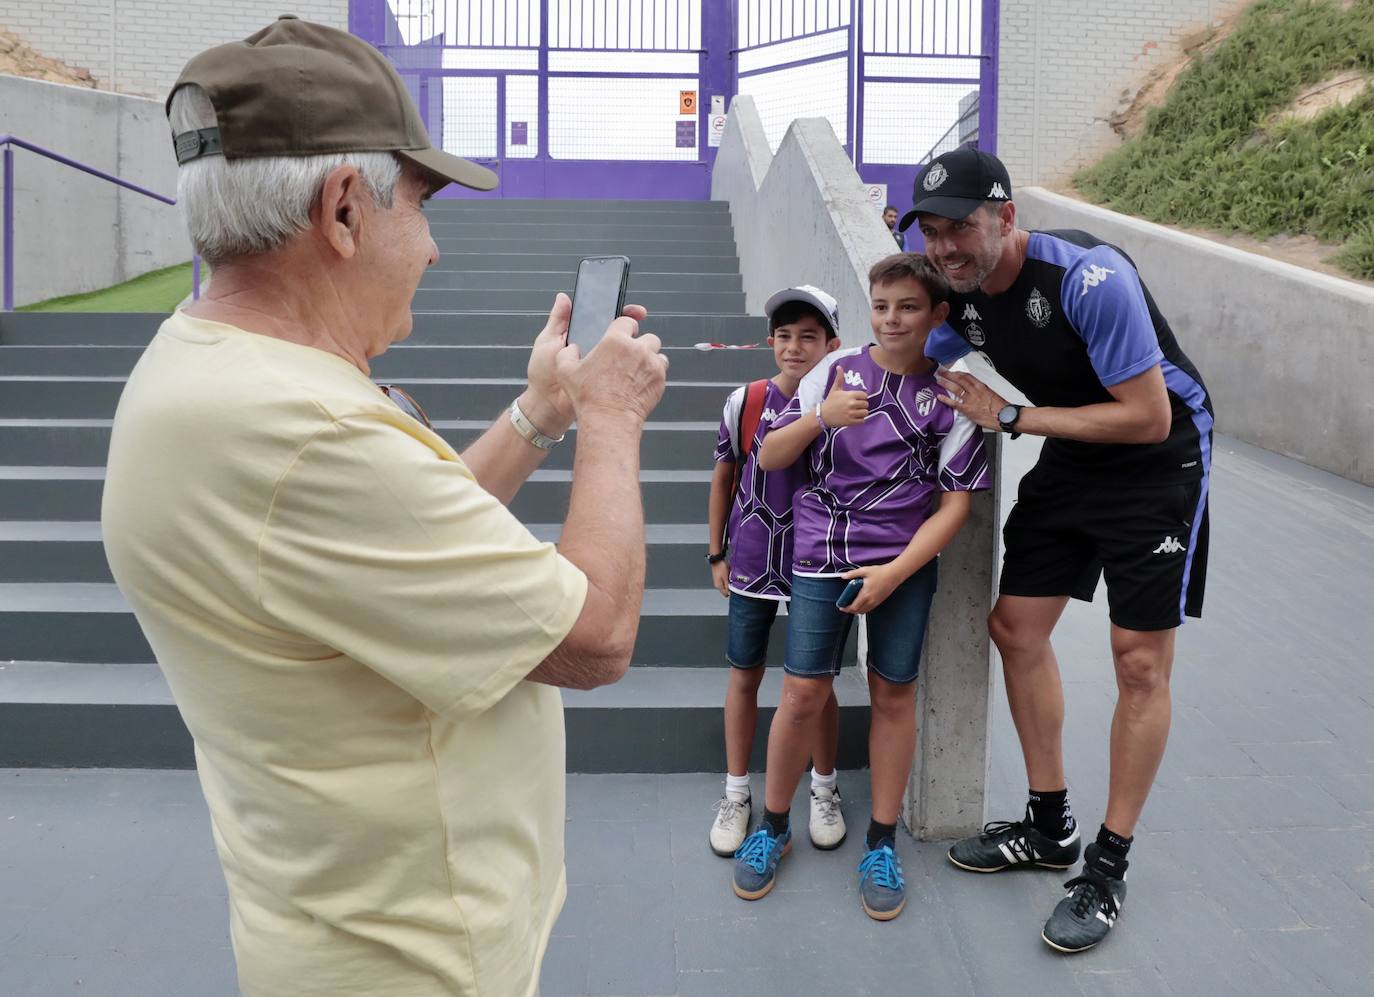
[
  {"left": 567, "top": 256, "right": 631, "bottom": 356},
  {"left": 836, "top": 579, "right": 864, "bottom": 609}
]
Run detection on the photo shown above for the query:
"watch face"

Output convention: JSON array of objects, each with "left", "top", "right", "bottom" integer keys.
[{"left": 998, "top": 404, "right": 1019, "bottom": 427}]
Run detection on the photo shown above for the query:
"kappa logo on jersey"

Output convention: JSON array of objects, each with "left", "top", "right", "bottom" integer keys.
[
  {"left": 922, "top": 163, "right": 949, "bottom": 191},
  {"left": 965, "top": 322, "right": 986, "bottom": 347},
  {"left": 961, "top": 304, "right": 982, "bottom": 321},
  {"left": 915, "top": 387, "right": 936, "bottom": 417},
  {"left": 1080, "top": 264, "right": 1117, "bottom": 295},
  {"left": 1026, "top": 287, "right": 1053, "bottom": 328},
  {"left": 843, "top": 369, "right": 865, "bottom": 389},
  {"left": 762, "top": 407, "right": 778, "bottom": 424},
  {"left": 1152, "top": 536, "right": 1187, "bottom": 555},
  {"left": 989, "top": 182, "right": 1008, "bottom": 199}
]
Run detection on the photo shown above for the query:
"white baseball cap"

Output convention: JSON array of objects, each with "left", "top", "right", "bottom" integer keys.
[{"left": 763, "top": 285, "right": 839, "bottom": 336}]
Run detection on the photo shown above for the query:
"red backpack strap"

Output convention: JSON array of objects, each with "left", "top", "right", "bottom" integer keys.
[{"left": 737, "top": 379, "right": 771, "bottom": 460}]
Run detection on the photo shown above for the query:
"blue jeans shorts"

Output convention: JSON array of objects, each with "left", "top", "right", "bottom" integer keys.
[
  {"left": 784, "top": 560, "right": 939, "bottom": 685},
  {"left": 725, "top": 592, "right": 783, "bottom": 669}
]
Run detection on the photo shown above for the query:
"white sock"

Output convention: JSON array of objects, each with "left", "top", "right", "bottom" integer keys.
[
  {"left": 725, "top": 773, "right": 751, "bottom": 802},
  {"left": 810, "top": 768, "right": 837, "bottom": 792}
]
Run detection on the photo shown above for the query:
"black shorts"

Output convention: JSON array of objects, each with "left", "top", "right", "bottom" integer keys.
[{"left": 999, "top": 462, "right": 1210, "bottom": 632}]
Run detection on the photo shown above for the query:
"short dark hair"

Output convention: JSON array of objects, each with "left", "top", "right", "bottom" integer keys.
[
  {"left": 769, "top": 300, "right": 836, "bottom": 339},
  {"left": 868, "top": 252, "right": 950, "bottom": 307},
  {"left": 883, "top": 204, "right": 898, "bottom": 213}
]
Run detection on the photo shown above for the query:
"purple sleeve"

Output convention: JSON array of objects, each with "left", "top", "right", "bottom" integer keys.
[
  {"left": 713, "top": 415, "right": 735, "bottom": 464},
  {"left": 714, "top": 387, "right": 745, "bottom": 463},
  {"left": 937, "top": 412, "right": 992, "bottom": 492},
  {"left": 1060, "top": 245, "right": 1163, "bottom": 387},
  {"left": 925, "top": 321, "right": 972, "bottom": 365},
  {"left": 769, "top": 388, "right": 805, "bottom": 431}
]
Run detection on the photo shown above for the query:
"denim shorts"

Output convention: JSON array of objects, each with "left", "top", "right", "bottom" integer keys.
[
  {"left": 784, "top": 560, "right": 939, "bottom": 685},
  {"left": 725, "top": 592, "right": 783, "bottom": 669}
]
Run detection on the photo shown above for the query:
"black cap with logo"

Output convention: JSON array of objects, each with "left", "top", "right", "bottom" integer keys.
[{"left": 897, "top": 147, "right": 1013, "bottom": 232}]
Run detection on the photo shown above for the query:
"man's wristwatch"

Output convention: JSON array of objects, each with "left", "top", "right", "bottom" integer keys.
[
  {"left": 997, "top": 403, "right": 1024, "bottom": 439},
  {"left": 508, "top": 397, "right": 565, "bottom": 450},
  {"left": 706, "top": 550, "right": 728, "bottom": 565}
]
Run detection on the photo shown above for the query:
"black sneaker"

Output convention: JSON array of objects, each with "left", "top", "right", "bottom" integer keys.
[
  {"left": 1041, "top": 845, "right": 1127, "bottom": 953},
  {"left": 947, "top": 816, "right": 1081, "bottom": 872}
]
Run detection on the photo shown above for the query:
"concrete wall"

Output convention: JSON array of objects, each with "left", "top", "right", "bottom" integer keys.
[
  {"left": 0, "top": 1, "right": 347, "bottom": 97},
  {"left": 712, "top": 96, "right": 998, "bottom": 838},
  {"left": 1017, "top": 187, "right": 1374, "bottom": 487},
  {"left": 0, "top": 76, "right": 190, "bottom": 306},
  {"left": 997, "top": 0, "right": 1252, "bottom": 186}
]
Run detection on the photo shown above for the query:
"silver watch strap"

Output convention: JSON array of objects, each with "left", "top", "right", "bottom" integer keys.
[{"left": 508, "top": 398, "right": 564, "bottom": 450}]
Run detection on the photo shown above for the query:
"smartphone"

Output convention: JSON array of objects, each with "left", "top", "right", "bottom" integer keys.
[
  {"left": 836, "top": 579, "right": 864, "bottom": 609},
  {"left": 567, "top": 255, "right": 631, "bottom": 356}
]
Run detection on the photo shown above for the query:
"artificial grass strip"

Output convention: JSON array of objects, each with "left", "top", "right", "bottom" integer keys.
[{"left": 18, "top": 261, "right": 197, "bottom": 313}]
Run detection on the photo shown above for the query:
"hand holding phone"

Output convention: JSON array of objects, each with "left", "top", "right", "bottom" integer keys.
[
  {"left": 567, "top": 256, "right": 631, "bottom": 356},
  {"left": 836, "top": 579, "right": 864, "bottom": 610}
]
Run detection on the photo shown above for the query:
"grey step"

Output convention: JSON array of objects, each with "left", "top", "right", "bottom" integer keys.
[
  {"left": 433, "top": 238, "right": 736, "bottom": 255},
  {"left": 0, "top": 419, "right": 727, "bottom": 469},
  {"left": 409, "top": 288, "right": 745, "bottom": 314},
  {"left": 0, "top": 662, "right": 869, "bottom": 772},
  {"left": 418, "top": 271, "right": 741, "bottom": 293},
  {"left": 0, "top": 312, "right": 768, "bottom": 346},
  {"left": 0, "top": 584, "right": 841, "bottom": 668},
  {"left": 428, "top": 218, "right": 730, "bottom": 236},
  {"left": 424, "top": 209, "right": 731, "bottom": 227},
  {"left": 430, "top": 253, "right": 742, "bottom": 273},
  {"left": 425, "top": 198, "right": 729, "bottom": 214},
  {"left": 0, "top": 522, "right": 722, "bottom": 588},
  {"left": 0, "top": 377, "right": 737, "bottom": 420},
  {"left": 0, "top": 467, "right": 711, "bottom": 522},
  {"left": 0, "top": 345, "right": 775, "bottom": 380}
]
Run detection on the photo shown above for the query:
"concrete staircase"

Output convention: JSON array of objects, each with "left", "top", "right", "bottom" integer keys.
[{"left": 0, "top": 198, "right": 865, "bottom": 771}]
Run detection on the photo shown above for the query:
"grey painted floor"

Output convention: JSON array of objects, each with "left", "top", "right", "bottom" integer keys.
[{"left": 3, "top": 434, "right": 1372, "bottom": 996}]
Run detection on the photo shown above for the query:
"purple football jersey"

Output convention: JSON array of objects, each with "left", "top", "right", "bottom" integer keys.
[
  {"left": 713, "top": 381, "right": 807, "bottom": 600},
  {"left": 773, "top": 346, "right": 991, "bottom": 575}
]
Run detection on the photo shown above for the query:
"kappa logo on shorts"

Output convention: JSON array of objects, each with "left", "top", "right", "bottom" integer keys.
[
  {"left": 1080, "top": 264, "right": 1116, "bottom": 295},
  {"left": 843, "top": 369, "right": 866, "bottom": 389},
  {"left": 1152, "top": 536, "right": 1187, "bottom": 555}
]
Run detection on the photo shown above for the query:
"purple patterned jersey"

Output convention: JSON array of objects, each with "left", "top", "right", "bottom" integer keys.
[
  {"left": 713, "top": 381, "right": 806, "bottom": 600},
  {"left": 773, "top": 346, "right": 992, "bottom": 575}
]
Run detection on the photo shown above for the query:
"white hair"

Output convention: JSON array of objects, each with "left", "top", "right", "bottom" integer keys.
[{"left": 168, "top": 85, "right": 403, "bottom": 264}]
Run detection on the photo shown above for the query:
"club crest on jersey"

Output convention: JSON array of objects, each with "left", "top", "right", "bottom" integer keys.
[
  {"left": 961, "top": 304, "right": 982, "bottom": 321},
  {"left": 1026, "top": 288, "right": 1052, "bottom": 328},
  {"left": 922, "top": 163, "right": 949, "bottom": 191},
  {"left": 915, "top": 387, "right": 936, "bottom": 417},
  {"left": 1080, "top": 264, "right": 1116, "bottom": 295},
  {"left": 965, "top": 322, "right": 986, "bottom": 347}
]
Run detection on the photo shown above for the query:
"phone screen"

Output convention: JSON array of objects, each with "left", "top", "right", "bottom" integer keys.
[{"left": 567, "top": 256, "right": 630, "bottom": 356}]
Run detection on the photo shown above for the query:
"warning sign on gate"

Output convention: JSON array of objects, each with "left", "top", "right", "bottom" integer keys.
[
  {"left": 708, "top": 114, "right": 727, "bottom": 148},
  {"left": 866, "top": 184, "right": 888, "bottom": 208},
  {"left": 679, "top": 90, "right": 697, "bottom": 114}
]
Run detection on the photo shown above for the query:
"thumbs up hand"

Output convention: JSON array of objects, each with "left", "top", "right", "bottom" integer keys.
[{"left": 819, "top": 365, "right": 868, "bottom": 428}]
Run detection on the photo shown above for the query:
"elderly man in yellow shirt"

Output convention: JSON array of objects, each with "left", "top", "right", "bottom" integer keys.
[{"left": 101, "top": 17, "right": 667, "bottom": 997}]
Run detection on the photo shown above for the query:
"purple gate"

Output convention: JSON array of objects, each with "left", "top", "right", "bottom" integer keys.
[{"left": 349, "top": 1, "right": 997, "bottom": 203}]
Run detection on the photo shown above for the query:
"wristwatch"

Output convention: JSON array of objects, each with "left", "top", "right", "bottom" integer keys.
[
  {"left": 997, "top": 403, "right": 1024, "bottom": 439},
  {"left": 508, "top": 397, "right": 565, "bottom": 450},
  {"left": 706, "top": 550, "right": 728, "bottom": 565}
]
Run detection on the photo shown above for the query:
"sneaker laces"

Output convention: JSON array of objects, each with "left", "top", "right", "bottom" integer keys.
[
  {"left": 812, "top": 789, "right": 842, "bottom": 827},
  {"left": 858, "top": 845, "right": 904, "bottom": 890},
  {"left": 979, "top": 818, "right": 1030, "bottom": 843},
  {"left": 1063, "top": 869, "right": 1119, "bottom": 921},
  {"left": 735, "top": 828, "right": 780, "bottom": 873},
  {"left": 712, "top": 796, "right": 748, "bottom": 829}
]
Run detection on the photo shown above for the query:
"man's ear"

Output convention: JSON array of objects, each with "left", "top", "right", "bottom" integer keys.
[
  {"left": 1000, "top": 200, "right": 1017, "bottom": 237},
  {"left": 316, "top": 164, "right": 366, "bottom": 260}
]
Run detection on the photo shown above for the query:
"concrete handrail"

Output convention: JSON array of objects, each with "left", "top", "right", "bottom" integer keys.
[
  {"left": 0, "top": 134, "right": 197, "bottom": 311},
  {"left": 709, "top": 96, "right": 999, "bottom": 839}
]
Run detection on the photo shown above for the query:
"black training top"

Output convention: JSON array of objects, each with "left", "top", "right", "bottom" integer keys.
[{"left": 926, "top": 229, "right": 1214, "bottom": 485}]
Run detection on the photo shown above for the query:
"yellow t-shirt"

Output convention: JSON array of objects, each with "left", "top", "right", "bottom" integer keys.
[{"left": 101, "top": 312, "right": 588, "bottom": 996}]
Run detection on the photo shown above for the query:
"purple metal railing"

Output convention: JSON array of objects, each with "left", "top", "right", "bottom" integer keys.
[{"left": 0, "top": 134, "right": 200, "bottom": 311}]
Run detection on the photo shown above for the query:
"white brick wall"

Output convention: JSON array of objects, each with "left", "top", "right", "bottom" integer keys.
[
  {"left": 0, "top": 1, "right": 348, "bottom": 98},
  {"left": 997, "top": 0, "right": 1252, "bottom": 186}
]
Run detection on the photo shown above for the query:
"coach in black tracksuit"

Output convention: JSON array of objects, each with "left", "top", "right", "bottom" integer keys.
[{"left": 898, "top": 148, "right": 1213, "bottom": 954}]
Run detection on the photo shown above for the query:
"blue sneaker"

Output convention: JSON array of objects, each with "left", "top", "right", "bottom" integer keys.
[
  {"left": 858, "top": 842, "right": 906, "bottom": 920},
  {"left": 732, "top": 825, "right": 792, "bottom": 900}
]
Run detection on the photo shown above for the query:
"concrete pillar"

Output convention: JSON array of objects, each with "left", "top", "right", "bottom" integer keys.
[{"left": 904, "top": 431, "right": 1000, "bottom": 840}]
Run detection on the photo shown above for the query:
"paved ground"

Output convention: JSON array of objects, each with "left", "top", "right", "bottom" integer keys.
[{"left": 3, "top": 435, "right": 1373, "bottom": 996}]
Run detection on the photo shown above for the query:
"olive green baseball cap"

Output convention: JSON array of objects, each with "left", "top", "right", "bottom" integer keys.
[{"left": 167, "top": 15, "right": 497, "bottom": 192}]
